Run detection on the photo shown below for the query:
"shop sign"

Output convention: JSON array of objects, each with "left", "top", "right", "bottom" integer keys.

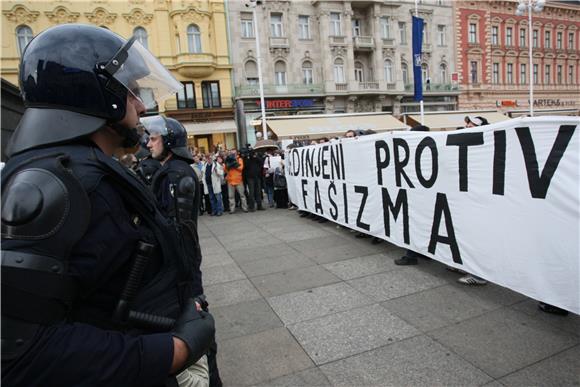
[
  {"left": 256, "top": 99, "right": 315, "bottom": 109},
  {"left": 533, "top": 99, "right": 577, "bottom": 107},
  {"left": 496, "top": 100, "right": 518, "bottom": 108}
]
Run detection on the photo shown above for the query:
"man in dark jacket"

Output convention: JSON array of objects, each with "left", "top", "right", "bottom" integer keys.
[{"left": 244, "top": 149, "right": 265, "bottom": 211}]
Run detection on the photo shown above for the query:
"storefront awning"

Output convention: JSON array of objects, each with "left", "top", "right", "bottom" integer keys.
[
  {"left": 264, "top": 113, "right": 409, "bottom": 140},
  {"left": 405, "top": 111, "right": 509, "bottom": 131},
  {"left": 183, "top": 120, "right": 237, "bottom": 135}
]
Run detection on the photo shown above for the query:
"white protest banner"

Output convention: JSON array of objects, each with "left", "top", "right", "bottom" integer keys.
[{"left": 286, "top": 116, "right": 579, "bottom": 314}]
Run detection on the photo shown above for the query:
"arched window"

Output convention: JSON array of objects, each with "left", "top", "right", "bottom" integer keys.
[
  {"left": 245, "top": 60, "right": 258, "bottom": 85},
  {"left": 439, "top": 63, "right": 447, "bottom": 83},
  {"left": 274, "top": 61, "right": 286, "bottom": 85},
  {"left": 187, "top": 24, "right": 202, "bottom": 53},
  {"left": 401, "top": 62, "right": 409, "bottom": 84},
  {"left": 384, "top": 59, "right": 393, "bottom": 83},
  {"left": 334, "top": 58, "right": 345, "bottom": 83},
  {"left": 133, "top": 27, "right": 148, "bottom": 49},
  {"left": 16, "top": 25, "right": 33, "bottom": 55},
  {"left": 302, "top": 61, "right": 313, "bottom": 84},
  {"left": 354, "top": 61, "right": 364, "bottom": 82}
]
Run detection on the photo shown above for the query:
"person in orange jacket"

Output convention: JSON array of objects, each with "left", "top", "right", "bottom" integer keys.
[{"left": 224, "top": 149, "right": 248, "bottom": 213}]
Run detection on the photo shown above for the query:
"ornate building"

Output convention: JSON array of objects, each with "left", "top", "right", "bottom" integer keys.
[
  {"left": 455, "top": 0, "right": 580, "bottom": 113},
  {"left": 1, "top": 0, "right": 236, "bottom": 153},
  {"left": 228, "top": 0, "right": 458, "bottom": 143}
]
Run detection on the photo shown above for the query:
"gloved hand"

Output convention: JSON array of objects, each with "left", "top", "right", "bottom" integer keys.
[{"left": 172, "top": 300, "right": 215, "bottom": 367}]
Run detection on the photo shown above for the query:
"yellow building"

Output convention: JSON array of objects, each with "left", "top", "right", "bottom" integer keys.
[{"left": 1, "top": 0, "right": 236, "bottom": 153}]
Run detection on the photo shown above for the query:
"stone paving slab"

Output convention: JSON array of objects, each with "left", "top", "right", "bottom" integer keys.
[
  {"left": 212, "top": 299, "right": 283, "bottom": 341},
  {"left": 201, "top": 252, "right": 236, "bottom": 269},
  {"left": 205, "top": 279, "right": 262, "bottom": 308},
  {"left": 229, "top": 243, "right": 299, "bottom": 263},
  {"left": 252, "top": 367, "right": 331, "bottom": 387},
  {"left": 267, "top": 282, "right": 374, "bottom": 325},
  {"left": 202, "top": 262, "right": 246, "bottom": 286},
  {"left": 347, "top": 268, "right": 447, "bottom": 302},
  {"left": 319, "top": 335, "right": 493, "bottom": 386},
  {"left": 429, "top": 308, "right": 579, "bottom": 378},
  {"left": 322, "top": 253, "right": 400, "bottom": 280},
  {"left": 251, "top": 265, "right": 341, "bottom": 298},
  {"left": 238, "top": 253, "right": 316, "bottom": 278},
  {"left": 288, "top": 304, "right": 420, "bottom": 365},
  {"left": 217, "top": 327, "right": 314, "bottom": 386},
  {"left": 510, "top": 299, "right": 580, "bottom": 337}
]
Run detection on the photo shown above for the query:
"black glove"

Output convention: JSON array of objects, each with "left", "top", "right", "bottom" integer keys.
[{"left": 172, "top": 300, "right": 215, "bottom": 367}]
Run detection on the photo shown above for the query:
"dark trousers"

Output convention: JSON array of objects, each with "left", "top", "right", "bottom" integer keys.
[
  {"left": 246, "top": 177, "right": 262, "bottom": 210},
  {"left": 221, "top": 184, "right": 229, "bottom": 212}
]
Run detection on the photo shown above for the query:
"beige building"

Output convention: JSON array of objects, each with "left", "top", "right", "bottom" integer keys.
[
  {"left": 228, "top": 0, "right": 458, "bottom": 143},
  {"left": 1, "top": 0, "right": 236, "bottom": 153}
]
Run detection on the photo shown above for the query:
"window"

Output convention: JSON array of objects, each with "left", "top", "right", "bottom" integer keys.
[
  {"left": 330, "top": 13, "right": 342, "bottom": 36},
  {"left": 298, "top": 15, "right": 310, "bottom": 39},
  {"left": 245, "top": 60, "right": 258, "bottom": 85},
  {"left": 384, "top": 59, "right": 393, "bottom": 83},
  {"left": 469, "top": 23, "right": 477, "bottom": 43},
  {"left": 568, "top": 32, "right": 575, "bottom": 49},
  {"left": 352, "top": 19, "right": 361, "bottom": 37},
  {"left": 399, "top": 22, "right": 407, "bottom": 44},
  {"left": 520, "top": 28, "right": 526, "bottom": 47},
  {"left": 470, "top": 61, "right": 478, "bottom": 83},
  {"left": 533, "top": 29, "right": 538, "bottom": 47},
  {"left": 439, "top": 63, "right": 447, "bottom": 83},
  {"left": 176, "top": 82, "right": 195, "bottom": 109},
  {"left": 545, "top": 64, "right": 551, "bottom": 84},
  {"left": 437, "top": 25, "right": 446, "bottom": 46},
  {"left": 506, "top": 27, "right": 513, "bottom": 46},
  {"left": 133, "top": 27, "right": 148, "bottom": 49},
  {"left": 16, "top": 25, "right": 33, "bottom": 55},
  {"left": 421, "top": 63, "right": 429, "bottom": 84},
  {"left": 557, "top": 32, "right": 562, "bottom": 49},
  {"left": 520, "top": 63, "right": 527, "bottom": 84},
  {"left": 380, "top": 17, "right": 391, "bottom": 39},
  {"left": 354, "top": 62, "right": 364, "bottom": 82},
  {"left": 334, "top": 58, "right": 345, "bottom": 83},
  {"left": 270, "top": 13, "right": 283, "bottom": 37},
  {"left": 557, "top": 65, "right": 562, "bottom": 84},
  {"left": 492, "top": 26, "right": 499, "bottom": 45},
  {"left": 569, "top": 65, "right": 574, "bottom": 83},
  {"left": 241, "top": 13, "right": 254, "bottom": 38},
  {"left": 545, "top": 30, "right": 551, "bottom": 48},
  {"left": 422, "top": 23, "right": 428, "bottom": 45},
  {"left": 187, "top": 24, "right": 202, "bottom": 53},
  {"left": 302, "top": 61, "right": 313, "bottom": 84},
  {"left": 507, "top": 63, "right": 513, "bottom": 84},
  {"left": 274, "top": 61, "right": 286, "bottom": 85},
  {"left": 533, "top": 64, "right": 539, "bottom": 84},
  {"left": 401, "top": 62, "right": 409, "bottom": 84},
  {"left": 201, "top": 81, "right": 221, "bottom": 108},
  {"left": 492, "top": 63, "right": 499, "bottom": 84}
]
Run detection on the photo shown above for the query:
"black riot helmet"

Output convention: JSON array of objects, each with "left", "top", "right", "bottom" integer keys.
[
  {"left": 8, "top": 24, "right": 181, "bottom": 157},
  {"left": 141, "top": 115, "right": 194, "bottom": 163}
]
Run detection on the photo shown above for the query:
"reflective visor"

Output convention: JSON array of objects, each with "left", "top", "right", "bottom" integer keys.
[
  {"left": 109, "top": 39, "right": 182, "bottom": 109},
  {"left": 140, "top": 115, "right": 168, "bottom": 137}
]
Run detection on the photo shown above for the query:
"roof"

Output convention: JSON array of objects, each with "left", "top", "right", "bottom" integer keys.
[{"left": 405, "top": 111, "right": 509, "bottom": 131}]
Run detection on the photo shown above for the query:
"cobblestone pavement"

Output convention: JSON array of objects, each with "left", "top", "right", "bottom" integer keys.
[{"left": 199, "top": 208, "right": 579, "bottom": 387}]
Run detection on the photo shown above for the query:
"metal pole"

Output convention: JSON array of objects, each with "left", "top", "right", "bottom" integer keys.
[
  {"left": 415, "top": 0, "right": 424, "bottom": 125},
  {"left": 528, "top": 0, "right": 534, "bottom": 116},
  {"left": 253, "top": 6, "right": 268, "bottom": 139}
]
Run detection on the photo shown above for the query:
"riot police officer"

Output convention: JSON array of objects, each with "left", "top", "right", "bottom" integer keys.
[
  {"left": 1, "top": 24, "right": 215, "bottom": 386},
  {"left": 143, "top": 115, "right": 222, "bottom": 387}
]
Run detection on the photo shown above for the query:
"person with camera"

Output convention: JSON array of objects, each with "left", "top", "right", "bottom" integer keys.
[
  {"left": 1, "top": 24, "right": 215, "bottom": 386},
  {"left": 224, "top": 149, "right": 248, "bottom": 214}
]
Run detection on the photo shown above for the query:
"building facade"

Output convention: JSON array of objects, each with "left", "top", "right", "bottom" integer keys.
[
  {"left": 228, "top": 0, "right": 458, "bottom": 143},
  {"left": 455, "top": 0, "right": 580, "bottom": 112},
  {"left": 1, "top": 0, "right": 235, "bottom": 153}
]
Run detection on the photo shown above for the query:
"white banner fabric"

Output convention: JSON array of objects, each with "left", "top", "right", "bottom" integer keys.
[{"left": 286, "top": 116, "right": 580, "bottom": 314}]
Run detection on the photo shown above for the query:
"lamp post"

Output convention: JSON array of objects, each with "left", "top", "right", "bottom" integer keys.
[
  {"left": 246, "top": 0, "right": 268, "bottom": 140},
  {"left": 516, "top": 0, "right": 545, "bottom": 117}
]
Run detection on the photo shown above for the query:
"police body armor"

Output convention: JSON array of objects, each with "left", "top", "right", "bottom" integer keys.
[{"left": 1, "top": 145, "right": 195, "bottom": 361}]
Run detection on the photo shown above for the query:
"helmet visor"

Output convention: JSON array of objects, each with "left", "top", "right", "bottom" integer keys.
[
  {"left": 140, "top": 115, "right": 168, "bottom": 137},
  {"left": 112, "top": 40, "right": 182, "bottom": 109}
]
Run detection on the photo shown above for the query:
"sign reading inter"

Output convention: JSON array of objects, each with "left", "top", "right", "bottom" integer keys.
[{"left": 256, "top": 99, "right": 315, "bottom": 109}]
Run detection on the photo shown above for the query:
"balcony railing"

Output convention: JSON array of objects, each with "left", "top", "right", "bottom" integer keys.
[
  {"left": 358, "top": 81, "right": 379, "bottom": 90},
  {"left": 492, "top": 83, "right": 579, "bottom": 91},
  {"left": 334, "top": 83, "right": 348, "bottom": 91},
  {"left": 235, "top": 83, "right": 324, "bottom": 97},
  {"left": 382, "top": 38, "right": 396, "bottom": 47},
  {"left": 422, "top": 43, "right": 432, "bottom": 52},
  {"left": 386, "top": 83, "right": 397, "bottom": 90},
  {"left": 329, "top": 36, "right": 347, "bottom": 46},
  {"left": 404, "top": 83, "right": 459, "bottom": 92},
  {"left": 269, "top": 37, "right": 289, "bottom": 49},
  {"left": 353, "top": 36, "right": 375, "bottom": 49}
]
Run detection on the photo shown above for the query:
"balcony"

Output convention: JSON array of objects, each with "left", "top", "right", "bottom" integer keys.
[
  {"left": 329, "top": 36, "right": 347, "bottom": 46},
  {"left": 386, "top": 83, "right": 397, "bottom": 90},
  {"left": 358, "top": 81, "right": 379, "bottom": 90},
  {"left": 382, "top": 38, "right": 396, "bottom": 47},
  {"left": 172, "top": 53, "right": 217, "bottom": 78},
  {"left": 404, "top": 83, "right": 459, "bottom": 92},
  {"left": 422, "top": 43, "right": 432, "bottom": 53},
  {"left": 353, "top": 36, "right": 375, "bottom": 50},
  {"left": 334, "top": 83, "right": 348, "bottom": 91},
  {"left": 269, "top": 37, "right": 289, "bottom": 49},
  {"left": 235, "top": 83, "right": 324, "bottom": 97}
]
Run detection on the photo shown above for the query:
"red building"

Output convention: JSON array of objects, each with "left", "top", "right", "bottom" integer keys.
[{"left": 455, "top": 0, "right": 580, "bottom": 113}]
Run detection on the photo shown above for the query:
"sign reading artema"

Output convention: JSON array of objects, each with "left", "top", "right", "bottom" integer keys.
[{"left": 286, "top": 116, "right": 580, "bottom": 313}]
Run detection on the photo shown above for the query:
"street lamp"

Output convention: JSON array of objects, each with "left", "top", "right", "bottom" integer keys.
[
  {"left": 515, "top": 0, "right": 545, "bottom": 117},
  {"left": 246, "top": 0, "right": 268, "bottom": 140}
]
